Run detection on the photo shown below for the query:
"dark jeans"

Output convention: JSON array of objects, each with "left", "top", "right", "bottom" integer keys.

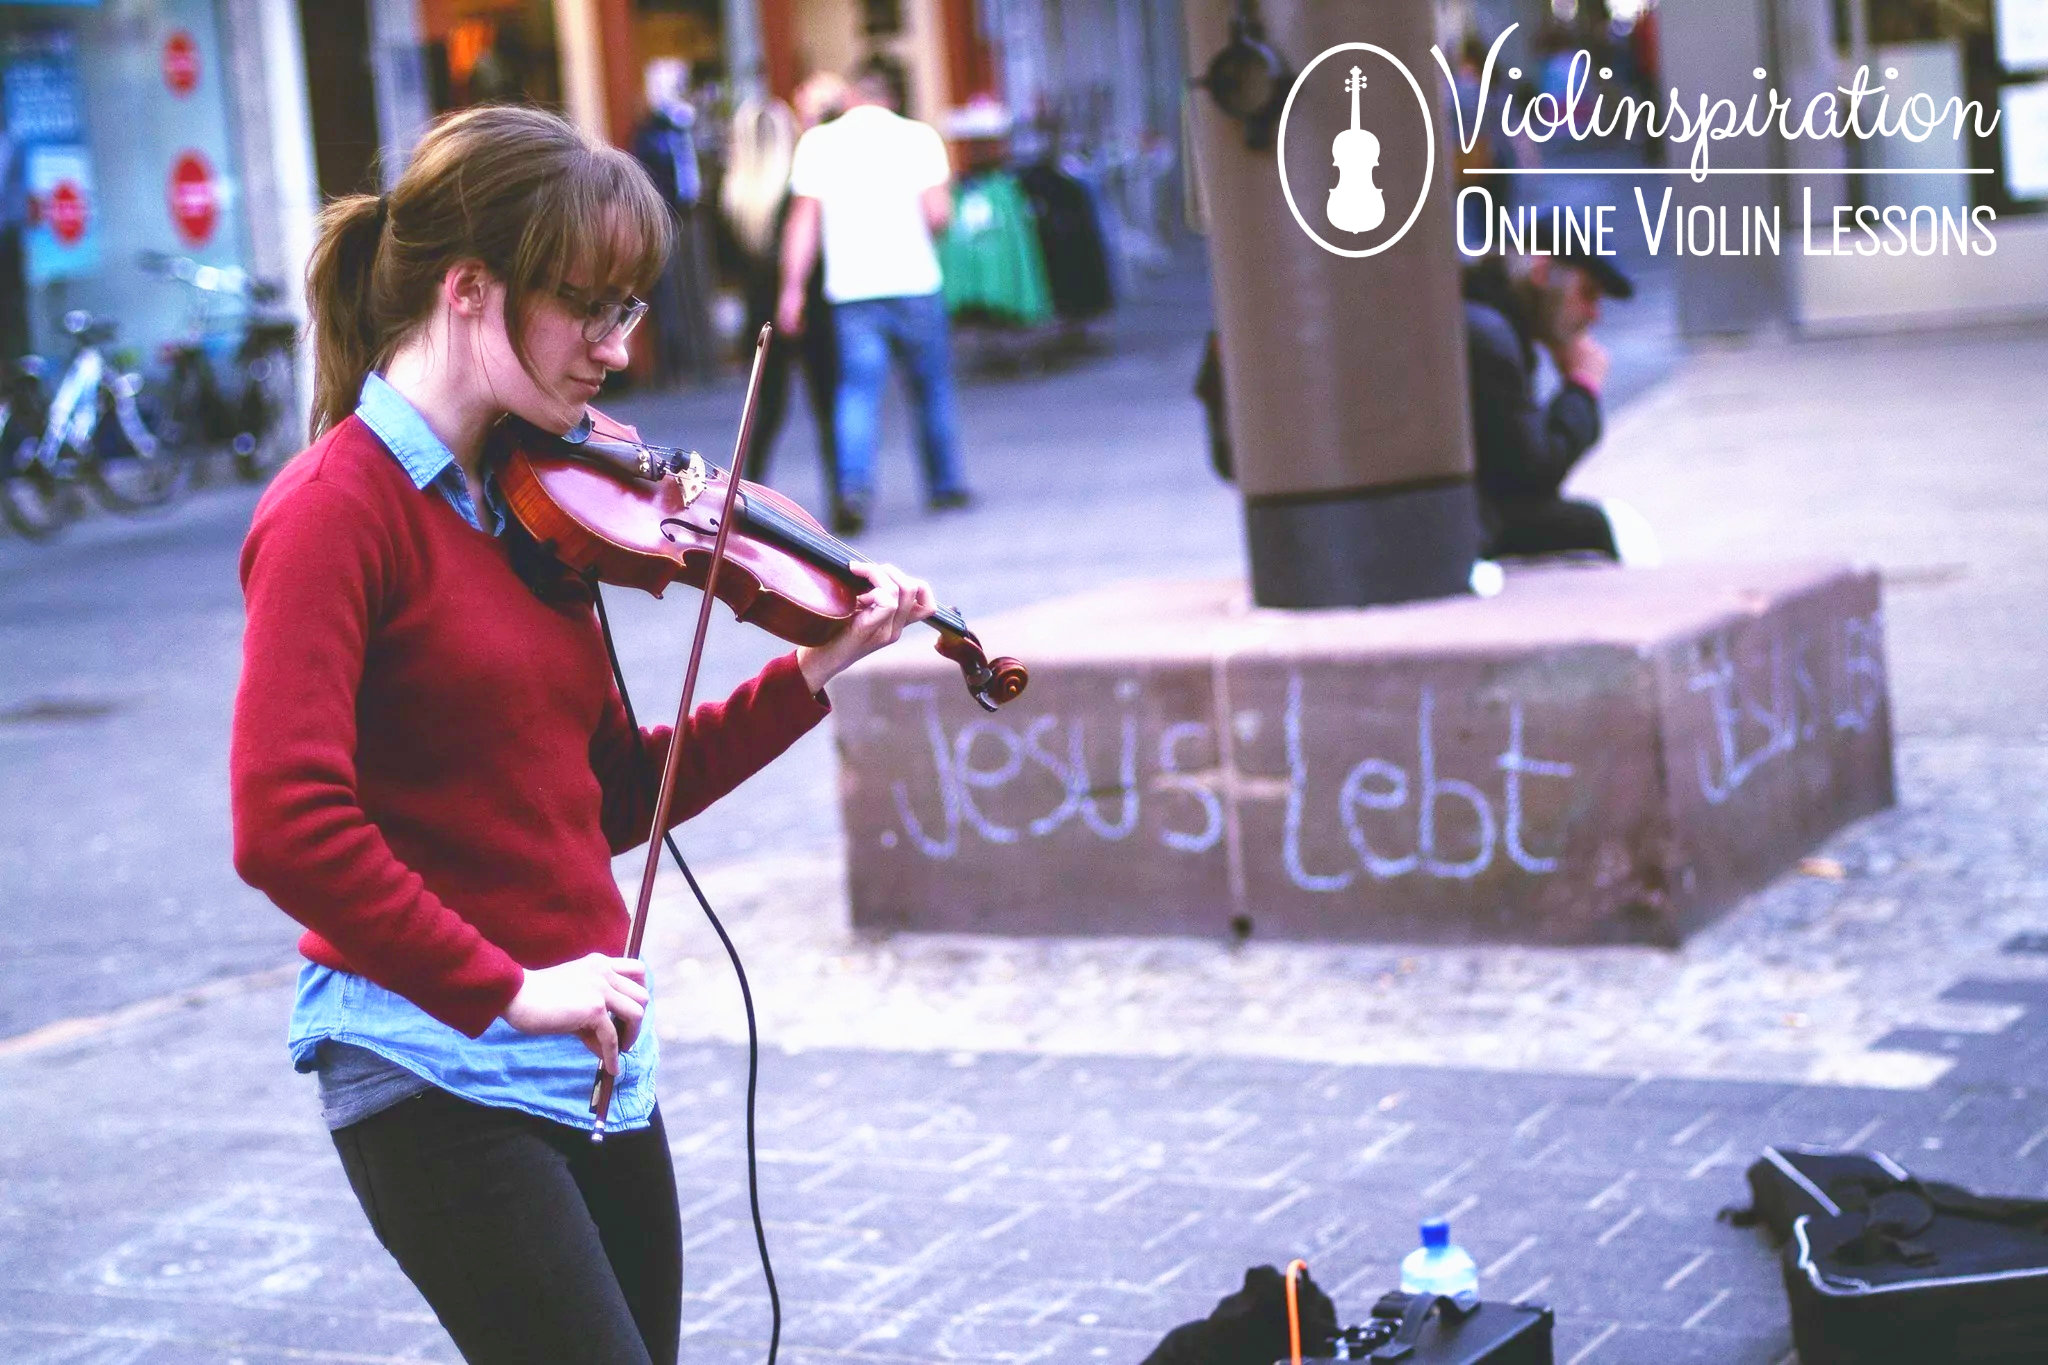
[
  {"left": 832, "top": 292, "right": 968, "bottom": 507},
  {"left": 332, "top": 1087, "right": 682, "bottom": 1364},
  {"left": 1483, "top": 496, "right": 1618, "bottom": 560}
]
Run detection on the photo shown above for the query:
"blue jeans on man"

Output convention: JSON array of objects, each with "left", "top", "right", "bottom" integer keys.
[{"left": 831, "top": 292, "right": 969, "bottom": 520}]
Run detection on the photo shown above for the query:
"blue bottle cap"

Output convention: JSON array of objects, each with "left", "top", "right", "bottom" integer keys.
[{"left": 1420, "top": 1218, "right": 1450, "bottom": 1249}]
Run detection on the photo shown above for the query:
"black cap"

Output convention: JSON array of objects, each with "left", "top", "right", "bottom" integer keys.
[{"left": 1520, "top": 216, "right": 1635, "bottom": 300}]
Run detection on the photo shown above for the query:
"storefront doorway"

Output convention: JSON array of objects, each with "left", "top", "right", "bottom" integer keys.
[{"left": 299, "top": 0, "right": 381, "bottom": 199}]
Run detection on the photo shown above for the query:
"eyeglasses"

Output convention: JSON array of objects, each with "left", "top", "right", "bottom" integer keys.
[{"left": 557, "top": 288, "right": 649, "bottom": 344}]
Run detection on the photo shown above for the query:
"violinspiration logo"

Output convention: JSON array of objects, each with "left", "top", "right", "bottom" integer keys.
[
  {"left": 1280, "top": 23, "right": 2003, "bottom": 265},
  {"left": 1277, "top": 43, "right": 1436, "bottom": 258}
]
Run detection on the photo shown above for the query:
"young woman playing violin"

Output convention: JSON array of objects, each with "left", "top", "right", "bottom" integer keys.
[{"left": 229, "top": 105, "right": 935, "bottom": 1364}]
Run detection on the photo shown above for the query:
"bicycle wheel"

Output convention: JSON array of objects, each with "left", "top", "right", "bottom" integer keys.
[
  {"left": 232, "top": 342, "right": 298, "bottom": 482},
  {"left": 155, "top": 353, "right": 209, "bottom": 456},
  {"left": 0, "top": 440, "right": 80, "bottom": 540},
  {"left": 81, "top": 379, "right": 192, "bottom": 513}
]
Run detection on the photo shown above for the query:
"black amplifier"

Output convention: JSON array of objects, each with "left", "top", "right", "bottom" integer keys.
[{"left": 1293, "top": 1291, "right": 1554, "bottom": 1364}]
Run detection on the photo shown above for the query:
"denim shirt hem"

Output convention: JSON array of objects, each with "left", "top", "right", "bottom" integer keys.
[
  {"left": 289, "top": 962, "right": 660, "bottom": 1135},
  {"left": 307, "top": 1034, "right": 657, "bottom": 1135}
]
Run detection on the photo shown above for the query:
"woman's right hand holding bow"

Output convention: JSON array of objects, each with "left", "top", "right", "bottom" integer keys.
[{"left": 503, "top": 953, "right": 649, "bottom": 1075}]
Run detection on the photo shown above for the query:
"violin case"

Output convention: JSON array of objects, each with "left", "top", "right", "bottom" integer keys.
[{"left": 1727, "top": 1144, "right": 2048, "bottom": 1363}]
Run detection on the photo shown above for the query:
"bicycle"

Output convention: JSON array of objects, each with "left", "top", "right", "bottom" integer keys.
[
  {"left": 0, "top": 354, "right": 82, "bottom": 540},
  {"left": 142, "top": 251, "right": 299, "bottom": 481},
  {"left": 11, "top": 311, "right": 188, "bottom": 525}
]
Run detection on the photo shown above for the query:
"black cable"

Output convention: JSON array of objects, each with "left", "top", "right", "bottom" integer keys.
[{"left": 593, "top": 582, "right": 782, "bottom": 1365}]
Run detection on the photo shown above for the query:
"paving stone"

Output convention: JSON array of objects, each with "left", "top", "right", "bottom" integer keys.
[
  {"left": 1566, "top": 1323, "right": 1792, "bottom": 1365},
  {"left": 1941, "top": 977, "right": 2048, "bottom": 1006}
]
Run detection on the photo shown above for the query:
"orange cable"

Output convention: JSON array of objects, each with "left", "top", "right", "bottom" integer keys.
[{"left": 1284, "top": 1258, "right": 1308, "bottom": 1365}]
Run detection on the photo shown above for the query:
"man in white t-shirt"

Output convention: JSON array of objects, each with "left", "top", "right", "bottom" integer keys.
[{"left": 778, "top": 66, "right": 970, "bottom": 534}]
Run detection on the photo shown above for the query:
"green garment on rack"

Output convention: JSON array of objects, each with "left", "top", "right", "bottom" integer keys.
[{"left": 939, "top": 172, "right": 1054, "bottom": 327}]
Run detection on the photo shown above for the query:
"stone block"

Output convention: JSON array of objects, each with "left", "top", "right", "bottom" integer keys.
[{"left": 832, "top": 562, "right": 1893, "bottom": 945}]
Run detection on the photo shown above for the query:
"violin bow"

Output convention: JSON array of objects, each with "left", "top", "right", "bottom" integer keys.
[{"left": 590, "top": 322, "right": 776, "bottom": 1139}]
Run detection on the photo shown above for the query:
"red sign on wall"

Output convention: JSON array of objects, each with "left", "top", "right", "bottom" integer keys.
[
  {"left": 163, "top": 30, "right": 200, "bottom": 96},
  {"left": 168, "top": 151, "right": 217, "bottom": 246},
  {"left": 46, "top": 181, "right": 88, "bottom": 245}
]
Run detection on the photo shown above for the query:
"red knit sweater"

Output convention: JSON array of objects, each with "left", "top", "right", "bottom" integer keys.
[{"left": 231, "top": 417, "right": 828, "bottom": 1037}]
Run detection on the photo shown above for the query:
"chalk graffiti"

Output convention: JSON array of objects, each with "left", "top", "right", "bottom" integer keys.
[
  {"left": 1689, "top": 610, "right": 1885, "bottom": 806},
  {"left": 885, "top": 672, "right": 1577, "bottom": 889},
  {"left": 1157, "top": 720, "right": 1226, "bottom": 853},
  {"left": 891, "top": 684, "right": 1189, "bottom": 858},
  {"left": 1280, "top": 674, "right": 1573, "bottom": 890},
  {"left": 866, "top": 604, "right": 1889, "bottom": 898}
]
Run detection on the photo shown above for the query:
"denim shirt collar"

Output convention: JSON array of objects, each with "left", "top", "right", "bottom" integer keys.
[{"left": 355, "top": 372, "right": 507, "bottom": 535}]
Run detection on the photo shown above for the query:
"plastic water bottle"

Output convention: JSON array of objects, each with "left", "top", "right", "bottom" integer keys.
[{"left": 1400, "top": 1218, "right": 1479, "bottom": 1308}]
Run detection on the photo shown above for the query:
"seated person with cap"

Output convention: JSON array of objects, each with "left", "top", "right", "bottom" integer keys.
[{"left": 1463, "top": 229, "right": 1648, "bottom": 562}]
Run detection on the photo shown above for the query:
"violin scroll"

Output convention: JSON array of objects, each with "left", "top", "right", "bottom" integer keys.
[
  {"left": 932, "top": 628, "right": 1029, "bottom": 712},
  {"left": 981, "top": 657, "right": 1029, "bottom": 707}
]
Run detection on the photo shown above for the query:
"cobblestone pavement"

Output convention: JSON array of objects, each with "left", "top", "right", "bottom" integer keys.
[{"left": 9, "top": 969, "right": 2048, "bottom": 1363}]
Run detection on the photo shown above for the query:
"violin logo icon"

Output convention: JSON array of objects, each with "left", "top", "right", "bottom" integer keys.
[
  {"left": 1278, "top": 43, "right": 1435, "bottom": 259},
  {"left": 1326, "top": 68, "right": 1386, "bottom": 234}
]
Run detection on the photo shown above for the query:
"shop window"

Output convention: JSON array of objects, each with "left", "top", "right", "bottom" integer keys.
[
  {"left": 1, "top": 3, "right": 253, "bottom": 366},
  {"left": 635, "top": 0, "right": 726, "bottom": 95},
  {"left": 1834, "top": 0, "right": 2043, "bottom": 218},
  {"left": 421, "top": 0, "right": 562, "bottom": 113}
]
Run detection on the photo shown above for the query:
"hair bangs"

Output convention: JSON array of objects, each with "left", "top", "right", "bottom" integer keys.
[{"left": 534, "top": 151, "right": 672, "bottom": 300}]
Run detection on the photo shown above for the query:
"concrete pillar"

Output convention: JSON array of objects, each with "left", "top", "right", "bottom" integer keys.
[
  {"left": 219, "top": 0, "right": 319, "bottom": 437},
  {"left": 366, "top": 0, "right": 433, "bottom": 182},
  {"left": 1182, "top": 0, "right": 1478, "bottom": 608},
  {"left": 1659, "top": 0, "right": 1792, "bottom": 335},
  {"left": 724, "top": 0, "right": 768, "bottom": 102},
  {"left": 554, "top": 0, "right": 610, "bottom": 141}
]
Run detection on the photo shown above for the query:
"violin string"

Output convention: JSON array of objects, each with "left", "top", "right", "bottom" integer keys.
[
  {"left": 595, "top": 431, "right": 974, "bottom": 640},
  {"left": 593, "top": 582, "right": 782, "bottom": 1365},
  {"left": 734, "top": 494, "right": 971, "bottom": 636},
  {"left": 602, "top": 438, "right": 973, "bottom": 640}
]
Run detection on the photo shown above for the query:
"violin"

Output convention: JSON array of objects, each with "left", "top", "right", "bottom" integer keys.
[
  {"left": 1326, "top": 66, "right": 1386, "bottom": 235},
  {"left": 495, "top": 406, "right": 1028, "bottom": 712}
]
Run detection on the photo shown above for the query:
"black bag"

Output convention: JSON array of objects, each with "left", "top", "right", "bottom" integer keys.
[{"left": 1727, "top": 1144, "right": 2048, "bottom": 1363}]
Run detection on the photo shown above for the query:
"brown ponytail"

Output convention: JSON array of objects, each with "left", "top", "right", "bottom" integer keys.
[
  {"left": 305, "top": 194, "right": 388, "bottom": 439},
  {"left": 302, "top": 105, "right": 674, "bottom": 439}
]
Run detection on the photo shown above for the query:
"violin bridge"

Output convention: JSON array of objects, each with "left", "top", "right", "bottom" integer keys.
[{"left": 667, "top": 451, "right": 709, "bottom": 506}]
